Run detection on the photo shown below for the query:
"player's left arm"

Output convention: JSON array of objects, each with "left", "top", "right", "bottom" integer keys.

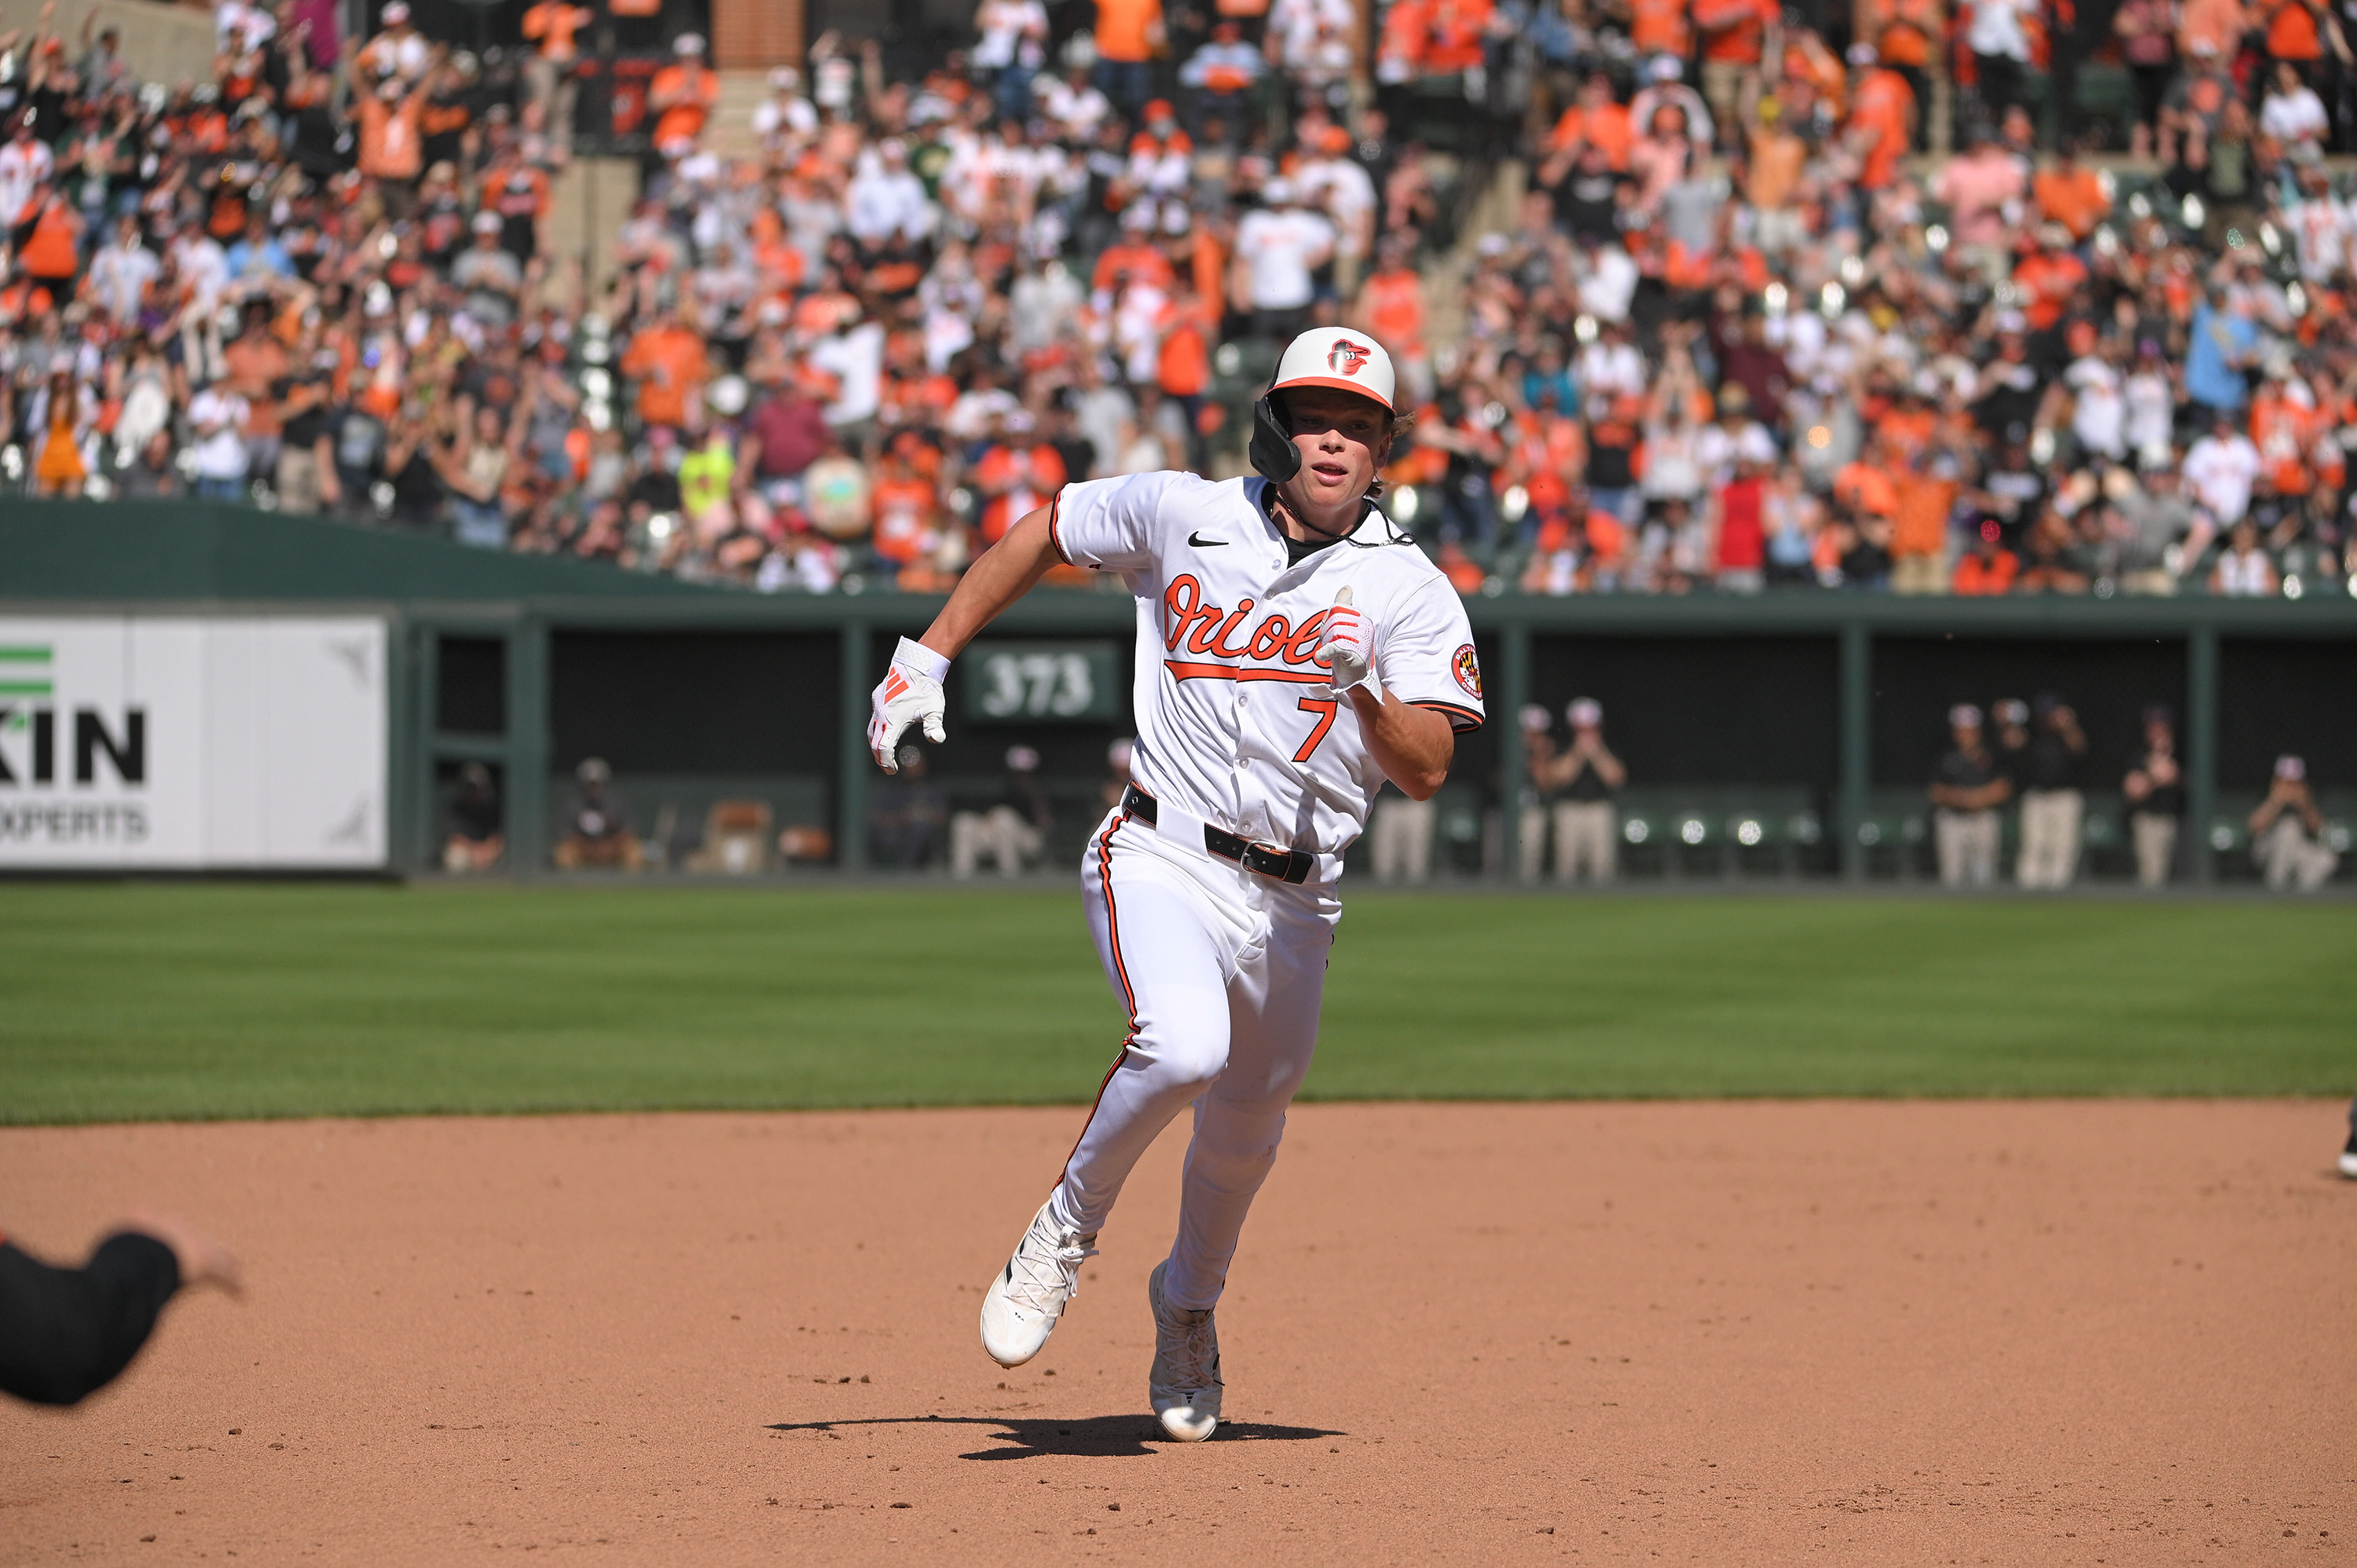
[
  {"left": 1344, "top": 687, "right": 1453, "bottom": 800},
  {"left": 1314, "top": 576, "right": 1481, "bottom": 801}
]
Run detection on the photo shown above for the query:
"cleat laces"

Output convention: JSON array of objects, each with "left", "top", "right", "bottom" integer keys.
[
  {"left": 1006, "top": 1218, "right": 1096, "bottom": 1319},
  {"left": 1160, "top": 1306, "right": 1221, "bottom": 1394}
]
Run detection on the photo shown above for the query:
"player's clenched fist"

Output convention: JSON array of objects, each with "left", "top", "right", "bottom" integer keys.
[
  {"left": 1313, "top": 586, "right": 1369, "bottom": 692},
  {"left": 868, "top": 637, "right": 950, "bottom": 772}
]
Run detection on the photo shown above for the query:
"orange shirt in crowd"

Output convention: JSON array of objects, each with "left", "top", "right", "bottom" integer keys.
[
  {"left": 1890, "top": 471, "right": 1956, "bottom": 559},
  {"left": 1665, "top": 239, "right": 1714, "bottom": 289},
  {"left": 520, "top": 1, "right": 592, "bottom": 60},
  {"left": 1695, "top": 0, "right": 1779, "bottom": 63},
  {"left": 2266, "top": 0, "right": 2324, "bottom": 58},
  {"left": 1157, "top": 295, "right": 1214, "bottom": 397},
  {"left": 1847, "top": 67, "right": 1915, "bottom": 190},
  {"left": 974, "top": 442, "right": 1069, "bottom": 541},
  {"left": 1094, "top": 0, "right": 1164, "bottom": 62},
  {"left": 1870, "top": 0, "right": 1938, "bottom": 65},
  {"left": 2179, "top": 0, "right": 2248, "bottom": 57},
  {"left": 1629, "top": 0, "right": 1692, "bottom": 57},
  {"left": 1952, "top": 547, "right": 2021, "bottom": 594},
  {"left": 1580, "top": 505, "right": 1626, "bottom": 566},
  {"left": 2012, "top": 249, "right": 2088, "bottom": 332},
  {"left": 620, "top": 321, "right": 708, "bottom": 428},
  {"left": 1092, "top": 238, "right": 1175, "bottom": 294},
  {"left": 1503, "top": 409, "right": 1584, "bottom": 515},
  {"left": 1187, "top": 226, "right": 1225, "bottom": 306},
  {"left": 1833, "top": 460, "right": 1898, "bottom": 518},
  {"left": 357, "top": 93, "right": 424, "bottom": 181},
  {"left": 650, "top": 64, "right": 719, "bottom": 149},
  {"left": 1878, "top": 407, "right": 1938, "bottom": 463},
  {"left": 1379, "top": 0, "right": 1431, "bottom": 71},
  {"left": 2033, "top": 166, "right": 2110, "bottom": 238},
  {"left": 2249, "top": 389, "right": 2321, "bottom": 493},
  {"left": 19, "top": 198, "right": 79, "bottom": 280},
  {"left": 870, "top": 474, "right": 938, "bottom": 564},
  {"left": 1785, "top": 35, "right": 1849, "bottom": 115},
  {"left": 1416, "top": 0, "right": 1494, "bottom": 71},
  {"left": 1549, "top": 101, "right": 1634, "bottom": 169},
  {"left": 1360, "top": 265, "right": 1428, "bottom": 356}
]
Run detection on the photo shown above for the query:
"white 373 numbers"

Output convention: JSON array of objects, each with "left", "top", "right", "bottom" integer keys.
[{"left": 977, "top": 650, "right": 1095, "bottom": 719}]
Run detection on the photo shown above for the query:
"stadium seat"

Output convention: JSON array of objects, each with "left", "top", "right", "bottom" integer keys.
[
  {"left": 1432, "top": 782, "right": 1486, "bottom": 877},
  {"left": 2077, "top": 791, "right": 2126, "bottom": 881},
  {"left": 1859, "top": 789, "right": 1932, "bottom": 880},
  {"left": 1613, "top": 789, "right": 1671, "bottom": 877},
  {"left": 2315, "top": 790, "right": 2355, "bottom": 873},
  {"left": 1723, "top": 787, "right": 1822, "bottom": 878},
  {"left": 2208, "top": 791, "right": 2264, "bottom": 879}
]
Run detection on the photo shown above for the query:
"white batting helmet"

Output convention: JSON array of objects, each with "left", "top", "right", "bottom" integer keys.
[{"left": 1269, "top": 327, "right": 1395, "bottom": 412}]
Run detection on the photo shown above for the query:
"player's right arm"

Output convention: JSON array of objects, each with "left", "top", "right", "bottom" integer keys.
[
  {"left": 870, "top": 474, "right": 1169, "bottom": 771},
  {"left": 916, "top": 504, "right": 1061, "bottom": 662},
  {"left": 867, "top": 504, "right": 1059, "bottom": 771}
]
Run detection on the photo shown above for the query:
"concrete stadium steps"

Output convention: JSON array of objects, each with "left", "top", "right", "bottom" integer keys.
[
  {"left": 705, "top": 69, "right": 772, "bottom": 159},
  {"left": 0, "top": 0, "right": 212, "bottom": 90},
  {"left": 544, "top": 158, "right": 643, "bottom": 306}
]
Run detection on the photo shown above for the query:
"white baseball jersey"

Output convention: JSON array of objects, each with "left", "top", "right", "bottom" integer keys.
[{"left": 1050, "top": 470, "right": 1485, "bottom": 862}]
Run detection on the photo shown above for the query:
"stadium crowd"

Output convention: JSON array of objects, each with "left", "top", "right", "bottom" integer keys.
[{"left": 5, "top": 0, "right": 2357, "bottom": 599}]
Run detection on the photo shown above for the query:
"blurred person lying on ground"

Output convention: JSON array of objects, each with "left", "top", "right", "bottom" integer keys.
[{"left": 2, "top": 1212, "right": 240, "bottom": 1406}]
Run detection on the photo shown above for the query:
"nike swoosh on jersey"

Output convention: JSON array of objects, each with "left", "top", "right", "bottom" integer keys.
[{"left": 1188, "top": 531, "right": 1228, "bottom": 547}]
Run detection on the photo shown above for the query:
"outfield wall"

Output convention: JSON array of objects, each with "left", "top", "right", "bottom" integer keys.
[{"left": 5, "top": 504, "right": 2355, "bottom": 880}]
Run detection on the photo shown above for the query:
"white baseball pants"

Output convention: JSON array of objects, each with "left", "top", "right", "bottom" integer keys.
[{"left": 1045, "top": 807, "right": 1339, "bottom": 1313}]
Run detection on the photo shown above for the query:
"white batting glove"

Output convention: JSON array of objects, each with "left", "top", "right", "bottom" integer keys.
[
  {"left": 869, "top": 637, "right": 950, "bottom": 772},
  {"left": 1314, "top": 587, "right": 1370, "bottom": 693}
]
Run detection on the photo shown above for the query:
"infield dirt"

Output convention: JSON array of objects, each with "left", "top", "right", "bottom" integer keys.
[{"left": 1, "top": 1101, "right": 2349, "bottom": 1566}]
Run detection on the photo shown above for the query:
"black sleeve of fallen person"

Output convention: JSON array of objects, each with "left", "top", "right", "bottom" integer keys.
[{"left": 0, "top": 1232, "right": 182, "bottom": 1406}]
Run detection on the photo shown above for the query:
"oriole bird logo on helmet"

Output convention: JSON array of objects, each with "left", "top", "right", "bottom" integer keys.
[{"left": 1328, "top": 339, "right": 1373, "bottom": 377}]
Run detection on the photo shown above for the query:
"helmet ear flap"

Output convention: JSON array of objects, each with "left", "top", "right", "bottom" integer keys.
[{"left": 1249, "top": 394, "right": 1300, "bottom": 484}]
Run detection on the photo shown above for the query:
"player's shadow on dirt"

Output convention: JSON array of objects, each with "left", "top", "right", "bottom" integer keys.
[{"left": 766, "top": 1412, "right": 1343, "bottom": 1459}]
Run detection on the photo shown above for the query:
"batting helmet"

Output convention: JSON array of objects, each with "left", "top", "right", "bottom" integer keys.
[{"left": 1248, "top": 328, "right": 1398, "bottom": 485}]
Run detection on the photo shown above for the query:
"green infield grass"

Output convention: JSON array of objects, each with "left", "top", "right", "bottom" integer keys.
[{"left": 1, "top": 883, "right": 2351, "bottom": 1124}]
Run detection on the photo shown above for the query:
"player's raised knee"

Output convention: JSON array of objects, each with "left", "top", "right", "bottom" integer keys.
[{"left": 1124, "top": 1017, "right": 1229, "bottom": 1094}]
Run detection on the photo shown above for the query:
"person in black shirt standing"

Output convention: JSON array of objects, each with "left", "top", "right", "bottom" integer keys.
[
  {"left": 275, "top": 354, "right": 343, "bottom": 515},
  {"left": 1990, "top": 696, "right": 2032, "bottom": 871},
  {"left": 2017, "top": 692, "right": 2090, "bottom": 888},
  {"left": 1543, "top": 697, "right": 1626, "bottom": 884},
  {"left": 1930, "top": 703, "right": 2011, "bottom": 888},
  {"left": 2122, "top": 704, "right": 2185, "bottom": 888}
]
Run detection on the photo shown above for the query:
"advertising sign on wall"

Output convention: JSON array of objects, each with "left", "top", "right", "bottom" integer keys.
[{"left": 0, "top": 617, "right": 387, "bottom": 869}]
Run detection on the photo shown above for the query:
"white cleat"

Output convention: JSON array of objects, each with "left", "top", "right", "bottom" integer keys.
[
  {"left": 1147, "top": 1259, "right": 1222, "bottom": 1442},
  {"left": 979, "top": 1200, "right": 1096, "bottom": 1368}
]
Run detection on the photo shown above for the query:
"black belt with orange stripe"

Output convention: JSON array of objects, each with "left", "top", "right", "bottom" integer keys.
[{"left": 1121, "top": 783, "right": 1315, "bottom": 885}]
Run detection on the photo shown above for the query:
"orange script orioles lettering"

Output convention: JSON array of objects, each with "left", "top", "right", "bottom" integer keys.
[{"left": 1161, "top": 575, "right": 1335, "bottom": 676}]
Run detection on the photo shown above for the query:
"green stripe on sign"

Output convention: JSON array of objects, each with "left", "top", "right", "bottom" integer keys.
[
  {"left": 0, "top": 681, "right": 53, "bottom": 695},
  {"left": 0, "top": 647, "right": 53, "bottom": 662}
]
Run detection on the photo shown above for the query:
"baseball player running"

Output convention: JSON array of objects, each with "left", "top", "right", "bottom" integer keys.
[{"left": 867, "top": 328, "right": 1483, "bottom": 1441}]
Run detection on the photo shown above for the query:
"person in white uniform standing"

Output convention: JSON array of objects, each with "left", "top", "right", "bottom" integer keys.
[{"left": 867, "top": 327, "right": 1483, "bottom": 1442}]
